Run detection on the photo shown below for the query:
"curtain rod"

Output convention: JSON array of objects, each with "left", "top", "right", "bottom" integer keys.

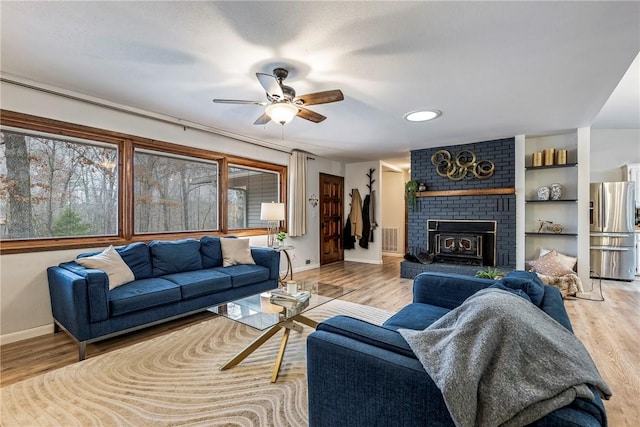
[{"left": 1, "top": 76, "right": 293, "bottom": 155}]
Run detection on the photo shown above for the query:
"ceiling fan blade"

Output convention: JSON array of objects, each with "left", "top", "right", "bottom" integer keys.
[
  {"left": 253, "top": 112, "right": 271, "bottom": 125},
  {"left": 294, "top": 89, "right": 344, "bottom": 106},
  {"left": 297, "top": 107, "right": 326, "bottom": 123},
  {"left": 256, "top": 73, "right": 285, "bottom": 100},
  {"left": 213, "top": 99, "right": 266, "bottom": 105}
]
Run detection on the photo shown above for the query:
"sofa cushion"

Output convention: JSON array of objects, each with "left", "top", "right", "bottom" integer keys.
[
  {"left": 503, "top": 270, "right": 545, "bottom": 306},
  {"left": 213, "top": 264, "right": 270, "bottom": 287},
  {"left": 318, "top": 315, "right": 416, "bottom": 359},
  {"left": 220, "top": 237, "right": 256, "bottom": 267},
  {"left": 116, "top": 242, "right": 153, "bottom": 279},
  {"left": 383, "top": 303, "right": 450, "bottom": 331},
  {"left": 77, "top": 242, "right": 153, "bottom": 280},
  {"left": 109, "top": 278, "right": 181, "bottom": 317},
  {"left": 412, "top": 272, "right": 495, "bottom": 309},
  {"left": 162, "top": 269, "right": 233, "bottom": 299},
  {"left": 489, "top": 282, "right": 532, "bottom": 303},
  {"left": 75, "top": 245, "right": 135, "bottom": 290},
  {"left": 149, "top": 239, "right": 202, "bottom": 276},
  {"left": 200, "top": 236, "right": 223, "bottom": 268}
]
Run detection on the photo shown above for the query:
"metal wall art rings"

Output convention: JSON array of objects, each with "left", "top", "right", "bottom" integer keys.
[{"left": 431, "top": 149, "right": 495, "bottom": 181}]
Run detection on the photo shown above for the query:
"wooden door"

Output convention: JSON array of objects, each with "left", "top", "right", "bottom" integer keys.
[{"left": 319, "top": 173, "right": 344, "bottom": 265}]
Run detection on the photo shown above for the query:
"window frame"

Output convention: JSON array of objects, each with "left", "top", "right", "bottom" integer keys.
[
  {"left": 0, "top": 110, "right": 287, "bottom": 254},
  {"left": 227, "top": 162, "right": 282, "bottom": 232}
]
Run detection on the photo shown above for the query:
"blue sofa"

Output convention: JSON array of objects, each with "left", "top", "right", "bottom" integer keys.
[
  {"left": 47, "top": 236, "right": 280, "bottom": 360},
  {"left": 307, "top": 271, "right": 608, "bottom": 427}
]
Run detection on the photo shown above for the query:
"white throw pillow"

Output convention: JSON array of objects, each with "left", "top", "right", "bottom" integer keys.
[
  {"left": 529, "top": 249, "right": 575, "bottom": 277},
  {"left": 220, "top": 238, "right": 256, "bottom": 267},
  {"left": 76, "top": 246, "right": 135, "bottom": 289},
  {"left": 539, "top": 247, "right": 577, "bottom": 271}
]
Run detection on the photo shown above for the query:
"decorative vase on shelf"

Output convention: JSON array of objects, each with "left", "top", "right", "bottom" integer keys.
[
  {"left": 537, "top": 186, "right": 550, "bottom": 201},
  {"left": 549, "top": 183, "right": 563, "bottom": 200}
]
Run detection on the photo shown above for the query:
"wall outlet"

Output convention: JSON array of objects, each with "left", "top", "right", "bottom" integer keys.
[{"left": 305, "top": 259, "right": 311, "bottom": 265}]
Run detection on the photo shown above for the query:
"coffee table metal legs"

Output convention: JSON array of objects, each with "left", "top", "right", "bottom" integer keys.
[{"left": 220, "top": 315, "right": 317, "bottom": 383}]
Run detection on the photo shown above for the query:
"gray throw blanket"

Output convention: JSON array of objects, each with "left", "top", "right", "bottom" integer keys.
[{"left": 399, "top": 289, "right": 611, "bottom": 427}]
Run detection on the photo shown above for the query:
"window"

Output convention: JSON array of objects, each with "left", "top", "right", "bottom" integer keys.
[
  {"left": 0, "top": 110, "right": 287, "bottom": 254},
  {"left": 228, "top": 165, "right": 279, "bottom": 230},
  {"left": 134, "top": 149, "right": 219, "bottom": 233},
  {"left": 0, "top": 129, "right": 119, "bottom": 240}
]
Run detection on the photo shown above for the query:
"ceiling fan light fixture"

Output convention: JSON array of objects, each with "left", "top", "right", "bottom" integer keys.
[
  {"left": 265, "top": 102, "right": 299, "bottom": 125},
  {"left": 404, "top": 110, "right": 442, "bottom": 122}
]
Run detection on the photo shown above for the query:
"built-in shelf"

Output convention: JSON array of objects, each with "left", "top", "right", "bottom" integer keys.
[
  {"left": 417, "top": 188, "right": 515, "bottom": 197},
  {"left": 525, "top": 232, "right": 578, "bottom": 237},
  {"left": 525, "top": 162, "right": 578, "bottom": 171},
  {"left": 525, "top": 199, "right": 578, "bottom": 203}
]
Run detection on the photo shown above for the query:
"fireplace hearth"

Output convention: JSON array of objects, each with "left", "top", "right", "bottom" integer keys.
[{"left": 427, "top": 219, "right": 497, "bottom": 266}]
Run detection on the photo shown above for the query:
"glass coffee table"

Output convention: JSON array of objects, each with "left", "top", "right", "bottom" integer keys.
[{"left": 212, "top": 281, "right": 352, "bottom": 382}]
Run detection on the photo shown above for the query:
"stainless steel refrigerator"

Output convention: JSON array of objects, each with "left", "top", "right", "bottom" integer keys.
[{"left": 590, "top": 182, "right": 637, "bottom": 281}]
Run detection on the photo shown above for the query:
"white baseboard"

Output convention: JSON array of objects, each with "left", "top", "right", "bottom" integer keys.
[
  {"left": 293, "top": 263, "right": 320, "bottom": 273},
  {"left": 382, "top": 252, "right": 404, "bottom": 257},
  {"left": 344, "top": 257, "right": 383, "bottom": 265},
  {"left": 0, "top": 324, "right": 52, "bottom": 346}
]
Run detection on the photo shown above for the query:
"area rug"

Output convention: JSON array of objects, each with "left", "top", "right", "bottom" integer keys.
[{"left": 1, "top": 300, "right": 393, "bottom": 427}]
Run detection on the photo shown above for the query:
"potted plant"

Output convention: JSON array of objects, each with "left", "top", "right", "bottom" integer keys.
[
  {"left": 276, "top": 231, "right": 287, "bottom": 247},
  {"left": 475, "top": 266, "right": 505, "bottom": 280},
  {"left": 405, "top": 180, "right": 419, "bottom": 210}
]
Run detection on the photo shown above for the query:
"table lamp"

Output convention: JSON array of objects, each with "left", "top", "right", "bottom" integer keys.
[{"left": 260, "top": 202, "right": 285, "bottom": 247}]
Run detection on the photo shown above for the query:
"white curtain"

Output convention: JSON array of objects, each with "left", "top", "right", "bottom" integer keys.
[{"left": 288, "top": 150, "right": 306, "bottom": 236}]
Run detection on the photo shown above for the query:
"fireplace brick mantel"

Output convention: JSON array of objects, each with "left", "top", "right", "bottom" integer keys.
[{"left": 405, "top": 137, "right": 516, "bottom": 276}]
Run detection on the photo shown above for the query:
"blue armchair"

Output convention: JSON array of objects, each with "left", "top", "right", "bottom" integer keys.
[{"left": 306, "top": 271, "right": 607, "bottom": 426}]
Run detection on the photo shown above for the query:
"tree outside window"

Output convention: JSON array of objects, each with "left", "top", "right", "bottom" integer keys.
[
  {"left": 0, "top": 130, "right": 118, "bottom": 240},
  {"left": 134, "top": 149, "right": 218, "bottom": 233}
]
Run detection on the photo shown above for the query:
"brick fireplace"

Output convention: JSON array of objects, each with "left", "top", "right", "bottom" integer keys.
[{"left": 401, "top": 138, "right": 516, "bottom": 279}]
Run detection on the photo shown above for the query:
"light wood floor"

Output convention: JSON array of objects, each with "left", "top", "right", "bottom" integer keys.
[{"left": 1, "top": 256, "right": 638, "bottom": 426}]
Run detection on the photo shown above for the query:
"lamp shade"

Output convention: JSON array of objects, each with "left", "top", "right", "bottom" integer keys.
[
  {"left": 260, "top": 202, "right": 285, "bottom": 221},
  {"left": 265, "top": 102, "right": 298, "bottom": 125}
]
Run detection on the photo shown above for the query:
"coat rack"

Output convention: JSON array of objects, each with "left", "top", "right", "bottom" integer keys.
[{"left": 366, "top": 168, "right": 375, "bottom": 194}]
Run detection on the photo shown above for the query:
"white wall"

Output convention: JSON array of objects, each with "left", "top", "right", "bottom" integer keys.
[
  {"left": 590, "top": 129, "right": 640, "bottom": 182},
  {"left": 286, "top": 156, "right": 344, "bottom": 272},
  {"left": 0, "top": 80, "right": 343, "bottom": 343},
  {"left": 344, "top": 161, "right": 382, "bottom": 264}
]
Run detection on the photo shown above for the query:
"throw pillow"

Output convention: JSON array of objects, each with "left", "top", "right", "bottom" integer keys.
[
  {"left": 220, "top": 237, "right": 256, "bottom": 267},
  {"left": 501, "top": 271, "right": 545, "bottom": 307},
  {"left": 529, "top": 249, "right": 576, "bottom": 277},
  {"left": 488, "top": 283, "right": 532, "bottom": 303},
  {"left": 539, "top": 247, "right": 577, "bottom": 271},
  {"left": 76, "top": 245, "right": 135, "bottom": 289}
]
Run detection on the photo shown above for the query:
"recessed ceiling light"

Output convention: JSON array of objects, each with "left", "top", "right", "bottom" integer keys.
[{"left": 404, "top": 110, "right": 442, "bottom": 122}]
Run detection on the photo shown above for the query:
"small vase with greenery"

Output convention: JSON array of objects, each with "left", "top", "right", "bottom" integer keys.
[
  {"left": 475, "top": 266, "right": 504, "bottom": 280},
  {"left": 276, "top": 232, "right": 287, "bottom": 246}
]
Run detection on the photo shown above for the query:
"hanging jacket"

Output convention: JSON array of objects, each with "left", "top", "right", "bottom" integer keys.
[
  {"left": 350, "top": 189, "right": 363, "bottom": 240},
  {"left": 359, "top": 194, "right": 371, "bottom": 249},
  {"left": 344, "top": 214, "right": 355, "bottom": 250}
]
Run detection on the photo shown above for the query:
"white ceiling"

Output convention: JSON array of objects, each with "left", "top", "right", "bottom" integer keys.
[{"left": 1, "top": 1, "right": 638, "bottom": 169}]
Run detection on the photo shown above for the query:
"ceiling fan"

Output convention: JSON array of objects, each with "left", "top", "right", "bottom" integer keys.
[{"left": 213, "top": 68, "right": 344, "bottom": 125}]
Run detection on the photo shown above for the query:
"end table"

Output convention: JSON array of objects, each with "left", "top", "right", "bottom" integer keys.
[{"left": 273, "top": 245, "right": 294, "bottom": 284}]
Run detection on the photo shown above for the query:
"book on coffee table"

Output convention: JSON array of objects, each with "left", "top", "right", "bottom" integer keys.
[{"left": 269, "top": 289, "right": 311, "bottom": 308}]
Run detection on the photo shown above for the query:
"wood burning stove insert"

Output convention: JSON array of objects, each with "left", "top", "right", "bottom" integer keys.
[{"left": 427, "top": 219, "right": 497, "bottom": 266}]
